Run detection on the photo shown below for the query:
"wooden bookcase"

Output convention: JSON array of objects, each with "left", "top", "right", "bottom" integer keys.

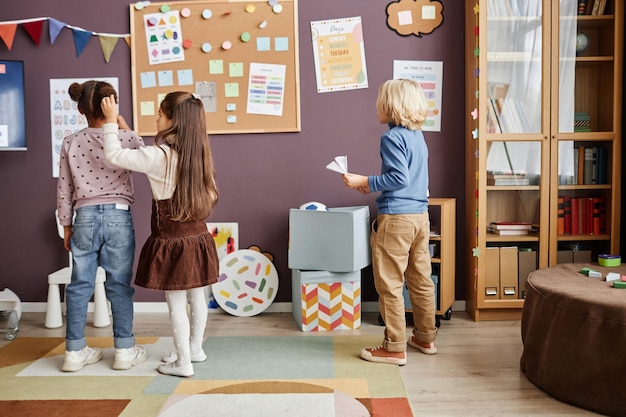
[{"left": 464, "top": 0, "right": 623, "bottom": 321}]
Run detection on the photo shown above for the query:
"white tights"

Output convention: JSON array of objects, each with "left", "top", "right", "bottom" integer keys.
[{"left": 165, "top": 287, "right": 208, "bottom": 365}]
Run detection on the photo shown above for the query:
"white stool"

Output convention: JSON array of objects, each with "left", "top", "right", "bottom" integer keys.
[{"left": 45, "top": 266, "right": 110, "bottom": 329}]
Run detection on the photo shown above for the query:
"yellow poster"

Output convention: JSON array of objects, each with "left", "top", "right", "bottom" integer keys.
[{"left": 310, "top": 16, "right": 368, "bottom": 93}]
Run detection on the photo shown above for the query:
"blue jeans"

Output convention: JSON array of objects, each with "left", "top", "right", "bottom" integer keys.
[{"left": 65, "top": 204, "right": 136, "bottom": 351}]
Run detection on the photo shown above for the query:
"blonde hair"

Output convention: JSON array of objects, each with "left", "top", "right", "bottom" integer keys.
[
  {"left": 155, "top": 91, "right": 218, "bottom": 222},
  {"left": 376, "top": 79, "right": 429, "bottom": 130}
]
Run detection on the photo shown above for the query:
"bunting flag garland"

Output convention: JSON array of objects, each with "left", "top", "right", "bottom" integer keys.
[
  {"left": 48, "top": 18, "right": 65, "bottom": 44},
  {"left": 0, "top": 23, "right": 17, "bottom": 50},
  {"left": 71, "top": 28, "right": 93, "bottom": 57},
  {"left": 0, "top": 16, "right": 130, "bottom": 63},
  {"left": 98, "top": 35, "right": 119, "bottom": 63},
  {"left": 22, "top": 20, "right": 45, "bottom": 46}
]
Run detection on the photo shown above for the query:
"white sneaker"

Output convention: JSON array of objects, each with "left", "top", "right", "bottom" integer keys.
[
  {"left": 113, "top": 346, "right": 148, "bottom": 370},
  {"left": 62, "top": 346, "right": 102, "bottom": 372},
  {"left": 157, "top": 361, "right": 194, "bottom": 378},
  {"left": 161, "top": 350, "right": 207, "bottom": 364}
]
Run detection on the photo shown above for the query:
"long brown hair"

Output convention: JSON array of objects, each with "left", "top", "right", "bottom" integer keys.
[
  {"left": 68, "top": 80, "right": 117, "bottom": 124},
  {"left": 155, "top": 92, "right": 218, "bottom": 221}
]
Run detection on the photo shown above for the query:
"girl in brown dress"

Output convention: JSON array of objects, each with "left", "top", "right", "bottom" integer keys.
[{"left": 101, "top": 91, "right": 219, "bottom": 377}]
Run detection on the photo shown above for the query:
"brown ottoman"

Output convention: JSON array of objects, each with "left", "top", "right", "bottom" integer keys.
[{"left": 520, "top": 263, "right": 626, "bottom": 417}]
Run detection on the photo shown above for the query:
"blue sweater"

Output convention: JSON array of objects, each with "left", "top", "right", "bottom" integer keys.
[{"left": 368, "top": 124, "right": 429, "bottom": 215}]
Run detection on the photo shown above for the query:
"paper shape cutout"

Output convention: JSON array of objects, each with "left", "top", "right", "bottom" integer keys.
[
  {"left": 386, "top": 0, "right": 444, "bottom": 37},
  {"left": 229, "top": 62, "right": 244, "bottom": 77},
  {"left": 326, "top": 155, "right": 348, "bottom": 174}
]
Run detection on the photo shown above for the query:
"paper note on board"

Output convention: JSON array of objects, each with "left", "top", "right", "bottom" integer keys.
[{"left": 326, "top": 155, "right": 348, "bottom": 174}]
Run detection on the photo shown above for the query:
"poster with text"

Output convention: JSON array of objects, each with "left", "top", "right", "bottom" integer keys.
[
  {"left": 311, "top": 16, "right": 368, "bottom": 93},
  {"left": 246, "top": 63, "right": 286, "bottom": 116},
  {"left": 143, "top": 10, "right": 185, "bottom": 65},
  {"left": 393, "top": 60, "right": 443, "bottom": 132},
  {"left": 50, "top": 77, "right": 119, "bottom": 178}
]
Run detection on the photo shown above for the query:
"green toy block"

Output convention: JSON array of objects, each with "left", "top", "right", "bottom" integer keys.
[{"left": 613, "top": 281, "right": 626, "bottom": 289}]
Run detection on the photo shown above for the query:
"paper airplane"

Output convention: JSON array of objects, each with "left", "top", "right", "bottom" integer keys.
[{"left": 326, "top": 155, "right": 348, "bottom": 174}]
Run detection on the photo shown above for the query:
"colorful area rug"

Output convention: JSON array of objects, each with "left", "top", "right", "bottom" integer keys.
[{"left": 0, "top": 335, "right": 412, "bottom": 417}]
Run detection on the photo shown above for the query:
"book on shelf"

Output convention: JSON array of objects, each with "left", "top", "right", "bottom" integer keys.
[
  {"left": 488, "top": 228, "right": 530, "bottom": 236},
  {"left": 578, "top": 0, "right": 587, "bottom": 16},
  {"left": 487, "top": 178, "right": 530, "bottom": 186},
  {"left": 564, "top": 195, "right": 572, "bottom": 234},
  {"left": 557, "top": 197, "right": 565, "bottom": 235},
  {"left": 583, "top": 147, "right": 595, "bottom": 185},
  {"left": 490, "top": 221, "right": 533, "bottom": 230},
  {"left": 565, "top": 196, "right": 605, "bottom": 235}
]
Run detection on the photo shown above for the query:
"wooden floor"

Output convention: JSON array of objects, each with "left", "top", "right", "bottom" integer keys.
[{"left": 2, "top": 310, "right": 601, "bottom": 416}]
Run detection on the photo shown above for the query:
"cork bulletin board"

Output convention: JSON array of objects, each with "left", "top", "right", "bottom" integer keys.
[{"left": 130, "top": 0, "right": 300, "bottom": 135}]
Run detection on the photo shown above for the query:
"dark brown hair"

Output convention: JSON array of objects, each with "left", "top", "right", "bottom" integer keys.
[
  {"left": 68, "top": 80, "right": 118, "bottom": 123},
  {"left": 155, "top": 91, "right": 218, "bottom": 221}
]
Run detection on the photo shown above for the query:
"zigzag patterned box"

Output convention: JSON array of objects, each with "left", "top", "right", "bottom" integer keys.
[{"left": 292, "top": 269, "right": 361, "bottom": 331}]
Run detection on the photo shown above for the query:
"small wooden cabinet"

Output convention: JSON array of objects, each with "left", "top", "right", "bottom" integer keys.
[
  {"left": 464, "top": 0, "right": 623, "bottom": 321},
  {"left": 428, "top": 198, "right": 456, "bottom": 319},
  {"left": 401, "top": 198, "right": 456, "bottom": 322}
]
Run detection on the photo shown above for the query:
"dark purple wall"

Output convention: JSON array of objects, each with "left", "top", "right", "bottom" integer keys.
[{"left": 0, "top": 0, "right": 466, "bottom": 304}]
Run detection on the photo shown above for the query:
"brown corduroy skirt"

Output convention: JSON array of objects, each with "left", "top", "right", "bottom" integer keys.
[{"left": 135, "top": 199, "right": 218, "bottom": 291}]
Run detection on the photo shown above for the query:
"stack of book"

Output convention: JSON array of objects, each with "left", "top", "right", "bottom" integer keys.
[
  {"left": 578, "top": 0, "right": 608, "bottom": 15},
  {"left": 489, "top": 221, "right": 533, "bottom": 236},
  {"left": 487, "top": 171, "right": 529, "bottom": 186}
]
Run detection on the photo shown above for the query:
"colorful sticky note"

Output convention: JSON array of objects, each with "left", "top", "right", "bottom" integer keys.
[
  {"left": 224, "top": 83, "right": 239, "bottom": 97},
  {"left": 227, "top": 115, "right": 237, "bottom": 123},
  {"left": 229, "top": 63, "right": 244, "bottom": 77},
  {"left": 140, "top": 71, "right": 157, "bottom": 88},
  {"left": 158, "top": 70, "right": 174, "bottom": 86},
  {"left": 140, "top": 101, "right": 155, "bottom": 116},
  {"left": 274, "top": 37, "right": 288, "bottom": 51},
  {"left": 209, "top": 60, "right": 224, "bottom": 74},
  {"left": 177, "top": 69, "right": 193, "bottom": 85},
  {"left": 256, "top": 37, "right": 270, "bottom": 51}
]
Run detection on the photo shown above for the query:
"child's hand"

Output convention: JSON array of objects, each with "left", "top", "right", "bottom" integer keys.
[
  {"left": 117, "top": 114, "right": 132, "bottom": 130},
  {"left": 342, "top": 173, "right": 371, "bottom": 194},
  {"left": 101, "top": 94, "right": 119, "bottom": 124}
]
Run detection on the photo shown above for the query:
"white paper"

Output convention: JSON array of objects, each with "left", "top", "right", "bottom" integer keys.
[{"left": 326, "top": 155, "right": 348, "bottom": 174}]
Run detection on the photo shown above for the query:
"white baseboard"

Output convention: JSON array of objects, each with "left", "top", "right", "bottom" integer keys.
[{"left": 21, "top": 300, "right": 465, "bottom": 314}]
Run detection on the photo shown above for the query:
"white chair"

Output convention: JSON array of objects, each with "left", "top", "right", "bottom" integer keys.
[{"left": 45, "top": 212, "right": 110, "bottom": 329}]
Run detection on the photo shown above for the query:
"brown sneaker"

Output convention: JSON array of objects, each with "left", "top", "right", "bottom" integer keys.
[
  {"left": 408, "top": 335, "right": 437, "bottom": 355},
  {"left": 360, "top": 345, "right": 407, "bottom": 365}
]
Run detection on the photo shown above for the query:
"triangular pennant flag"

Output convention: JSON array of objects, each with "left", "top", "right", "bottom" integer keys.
[
  {"left": 22, "top": 20, "right": 45, "bottom": 46},
  {"left": 48, "top": 18, "right": 65, "bottom": 44},
  {"left": 123, "top": 35, "right": 131, "bottom": 48},
  {"left": 98, "top": 35, "right": 119, "bottom": 63},
  {"left": 71, "top": 28, "right": 92, "bottom": 57},
  {"left": 0, "top": 23, "right": 18, "bottom": 50}
]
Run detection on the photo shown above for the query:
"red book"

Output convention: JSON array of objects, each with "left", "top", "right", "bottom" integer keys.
[
  {"left": 598, "top": 196, "right": 606, "bottom": 234},
  {"left": 587, "top": 197, "right": 594, "bottom": 234},
  {"left": 571, "top": 198, "right": 579, "bottom": 234},
  {"left": 581, "top": 198, "right": 589, "bottom": 234},
  {"left": 557, "top": 197, "right": 565, "bottom": 235},
  {"left": 592, "top": 197, "right": 601, "bottom": 235},
  {"left": 563, "top": 196, "right": 572, "bottom": 234}
]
